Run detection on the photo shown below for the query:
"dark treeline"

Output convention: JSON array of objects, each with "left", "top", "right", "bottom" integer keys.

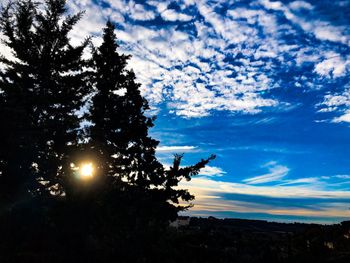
[
  {"left": 168, "top": 217, "right": 350, "bottom": 263},
  {"left": 0, "top": 0, "right": 214, "bottom": 262}
]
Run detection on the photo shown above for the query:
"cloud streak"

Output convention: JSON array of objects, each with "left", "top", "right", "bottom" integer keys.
[
  {"left": 156, "top": 145, "right": 197, "bottom": 152},
  {"left": 243, "top": 162, "right": 290, "bottom": 185},
  {"left": 180, "top": 176, "right": 350, "bottom": 223},
  {"left": 199, "top": 166, "right": 226, "bottom": 177}
]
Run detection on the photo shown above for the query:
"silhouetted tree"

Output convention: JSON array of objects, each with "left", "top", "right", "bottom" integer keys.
[
  {"left": 88, "top": 21, "right": 215, "bottom": 223},
  {"left": 161, "top": 153, "right": 215, "bottom": 213},
  {"left": 83, "top": 22, "right": 215, "bottom": 261},
  {"left": 0, "top": 0, "right": 40, "bottom": 206},
  {"left": 0, "top": 0, "right": 90, "bottom": 202},
  {"left": 89, "top": 21, "right": 163, "bottom": 189}
]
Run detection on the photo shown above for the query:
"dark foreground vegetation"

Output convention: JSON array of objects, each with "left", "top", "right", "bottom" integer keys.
[
  {"left": 169, "top": 217, "right": 350, "bottom": 263},
  {"left": 2, "top": 210, "right": 350, "bottom": 262}
]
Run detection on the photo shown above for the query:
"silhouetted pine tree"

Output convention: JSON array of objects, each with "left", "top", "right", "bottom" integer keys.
[
  {"left": 0, "top": 0, "right": 40, "bottom": 205},
  {"left": 0, "top": 0, "right": 89, "bottom": 201},
  {"left": 89, "top": 21, "right": 215, "bottom": 223},
  {"left": 89, "top": 21, "right": 163, "bottom": 188},
  {"left": 161, "top": 153, "right": 215, "bottom": 214}
]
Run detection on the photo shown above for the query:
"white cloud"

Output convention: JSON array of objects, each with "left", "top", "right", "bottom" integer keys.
[
  {"left": 260, "top": 0, "right": 349, "bottom": 48},
  {"left": 67, "top": 0, "right": 107, "bottom": 47},
  {"left": 183, "top": 0, "right": 196, "bottom": 7},
  {"left": 289, "top": 1, "right": 313, "bottom": 11},
  {"left": 332, "top": 110, "right": 350, "bottom": 123},
  {"left": 279, "top": 177, "right": 319, "bottom": 185},
  {"left": 314, "top": 55, "right": 350, "bottom": 78},
  {"left": 259, "top": 0, "right": 284, "bottom": 11},
  {"left": 333, "top": 174, "right": 350, "bottom": 179},
  {"left": 156, "top": 145, "right": 197, "bottom": 152},
  {"left": 243, "top": 162, "right": 290, "bottom": 184},
  {"left": 128, "top": 3, "right": 156, "bottom": 21},
  {"left": 161, "top": 9, "right": 192, "bottom": 21},
  {"left": 318, "top": 86, "right": 350, "bottom": 123},
  {"left": 148, "top": 1, "right": 169, "bottom": 13},
  {"left": 261, "top": 173, "right": 350, "bottom": 186},
  {"left": 198, "top": 2, "right": 253, "bottom": 43},
  {"left": 313, "top": 24, "right": 348, "bottom": 44},
  {"left": 319, "top": 88, "right": 350, "bottom": 109},
  {"left": 199, "top": 166, "right": 226, "bottom": 177}
]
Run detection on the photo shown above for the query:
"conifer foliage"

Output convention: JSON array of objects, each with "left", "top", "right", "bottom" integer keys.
[
  {"left": 89, "top": 21, "right": 164, "bottom": 189},
  {"left": 89, "top": 21, "right": 215, "bottom": 219},
  {"left": 0, "top": 0, "right": 39, "bottom": 205},
  {"left": 0, "top": 0, "right": 89, "bottom": 201}
]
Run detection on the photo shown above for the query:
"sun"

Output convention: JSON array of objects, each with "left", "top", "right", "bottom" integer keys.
[{"left": 80, "top": 163, "right": 94, "bottom": 178}]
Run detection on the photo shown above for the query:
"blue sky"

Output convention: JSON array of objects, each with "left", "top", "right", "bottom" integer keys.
[{"left": 2, "top": 0, "right": 350, "bottom": 223}]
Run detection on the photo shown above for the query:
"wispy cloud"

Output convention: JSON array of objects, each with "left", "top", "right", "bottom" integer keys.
[
  {"left": 317, "top": 85, "right": 350, "bottom": 123},
  {"left": 261, "top": 0, "right": 349, "bottom": 45},
  {"left": 160, "top": 9, "right": 192, "bottom": 22},
  {"left": 279, "top": 177, "right": 319, "bottom": 186},
  {"left": 180, "top": 177, "right": 350, "bottom": 222},
  {"left": 243, "top": 161, "right": 290, "bottom": 184},
  {"left": 332, "top": 111, "right": 350, "bottom": 123},
  {"left": 182, "top": 177, "right": 350, "bottom": 200},
  {"left": 199, "top": 166, "right": 226, "bottom": 177},
  {"left": 333, "top": 174, "right": 350, "bottom": 179},
  {"left": 314, "top": 54, "right": 350, "bottom": 78},
  {"left": 156, "top": 145, "right": 197, "bottom": 152}
]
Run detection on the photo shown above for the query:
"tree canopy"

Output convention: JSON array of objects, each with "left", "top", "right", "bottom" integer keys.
[{"left": 0, "top": 0, "right": 90, "bottom": 203}]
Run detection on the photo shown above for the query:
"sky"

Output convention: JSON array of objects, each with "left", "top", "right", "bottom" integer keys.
[{"left": 2, "top": 0, "right": 350, "bottom": 224}]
